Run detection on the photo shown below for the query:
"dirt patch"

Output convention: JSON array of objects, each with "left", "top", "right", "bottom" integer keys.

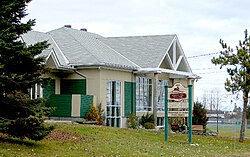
[{"left": 44, "top": 130, "right": 94, "bottom": 143}]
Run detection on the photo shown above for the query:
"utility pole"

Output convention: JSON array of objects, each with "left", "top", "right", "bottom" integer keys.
[{"left": 216, "top": 91, "right": 219, "bottom": 136}]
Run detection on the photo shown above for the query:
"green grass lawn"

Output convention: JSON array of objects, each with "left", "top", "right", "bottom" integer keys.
[{"left": 1, "top": 123, "right": 250, "bottom": 157}]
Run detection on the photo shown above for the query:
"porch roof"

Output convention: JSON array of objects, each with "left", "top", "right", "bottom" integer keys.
[{"left": 134, "top": 68, "right": 201, "bottom": 79}]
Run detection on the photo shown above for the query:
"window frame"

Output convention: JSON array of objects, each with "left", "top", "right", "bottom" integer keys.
[
  {"left": 106, "top": 80, "right": 122, "bottom": 127},
  {"left": 136, "top": 77, "right": 152, "bottom": 112},
  {"left": 157, "top": 79, "right": 168, "bottom": 111}
]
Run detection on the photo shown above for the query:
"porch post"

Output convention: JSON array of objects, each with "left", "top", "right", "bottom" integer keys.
[
  {"left": 164, "top": 85, "right": 168, "bottom": 141},
  {"left": 30, "top": 87, "right": 33, "bottom": 99},
  {"left": 153, "top": 73, "right": 158, "bottom": 126},
  {"left": 40, "top": 85, "right": 43, "bottom": 98}
]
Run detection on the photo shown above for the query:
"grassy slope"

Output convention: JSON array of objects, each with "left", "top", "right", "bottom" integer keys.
[{"left": 0, "top": 123, "right": 250, "bottom": 157}]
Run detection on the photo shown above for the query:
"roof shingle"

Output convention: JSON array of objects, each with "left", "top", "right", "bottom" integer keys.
[{"left": 100, "top": 35, "right": 176, "bottom": 68}]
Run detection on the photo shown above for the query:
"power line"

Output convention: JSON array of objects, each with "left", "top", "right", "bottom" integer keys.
[
  {"left": 196, "top": 71, "right": 226, "bottom": 75},
  {"left": 187, "top": 52, "right": 220, "bottom": 58},
  {"left": 192, "top": 67, "right": 219, "bottom": 71},
  {"left": 187, "top": 48, "right": 240, "bottom": 59}
]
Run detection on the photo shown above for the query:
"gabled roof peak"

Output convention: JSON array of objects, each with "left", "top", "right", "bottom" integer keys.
[
  {"left": 106, "top": 34, "right": 176, "bottom": 39},
  {"left": 47, "top": 26, "right": 104, "bottom": 38}
]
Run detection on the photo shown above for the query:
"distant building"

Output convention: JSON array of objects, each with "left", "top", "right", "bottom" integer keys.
[{"left": 207, "top": 110, "right": 225, "bottom": 124}]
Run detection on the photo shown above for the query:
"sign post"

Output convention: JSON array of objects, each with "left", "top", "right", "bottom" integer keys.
[{"left": 188, "top": 84, "right": 193, "bottom": 143}]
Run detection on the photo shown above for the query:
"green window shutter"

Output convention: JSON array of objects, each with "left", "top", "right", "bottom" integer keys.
[
  {"left": 61, "top": 79, "right": 86, "bottom": 94},
  {"left": 80, "top": 95, "right": 93, "bottom": 118},
  {"left": 48, "top": 94, "right": 72, "bottom": 117},
  {"left": 124, "top": 82, "right": 136, "bottom": 117},
  {"left": 43, "top": 79, "right": 55, "bottom": 99}
]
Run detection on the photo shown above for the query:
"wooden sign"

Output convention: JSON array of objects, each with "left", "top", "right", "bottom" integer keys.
[{"left": 168, "top": 82, "right": 188, "bottom": 117}]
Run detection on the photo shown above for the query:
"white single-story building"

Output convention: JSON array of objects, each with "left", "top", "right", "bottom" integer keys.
[{"left": 22, "top": 25, "right": 200, "bottom": 128}]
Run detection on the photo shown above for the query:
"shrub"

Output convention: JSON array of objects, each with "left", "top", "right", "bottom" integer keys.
[
  {"left": 85, "top": 103, "right": 100, "bottom": 122},
  {"left": 139, "top": 113, "right": 155, "bottom": 127},
  {"left": 144, "top": 122, "right": 155, "bottom": 129},
  {"left": 127, "top": 113, "right": 139, "bottom": 129}
]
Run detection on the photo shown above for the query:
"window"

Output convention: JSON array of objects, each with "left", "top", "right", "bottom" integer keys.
[
  {"left": 136, "top": 77, "right": 152, "bottom": 111},
  {"left": 157, "top": 80, "right": 168, "bottom": 111},
  {"left": 157, "top": 117, "right": 165, "bottom": 126},
  {"left": 106, "top": 80, "right": 121, "bottom": 127},
  {"left": 30, "top": 83, "right": 43, "bottom": 99}
]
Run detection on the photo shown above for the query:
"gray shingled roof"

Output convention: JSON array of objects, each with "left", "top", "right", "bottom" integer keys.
[
  {"left": 22, "top": 27, "right": 179, "bottom": 70},
  {"left": 47, "top": 27, "right": 138, "bottom": 69},
  {"left": 21, "top": 27, "right": 200, "bottom": 78},
  {"left": 100, "top": 35, "right": 176, "bottom": 68},
  {"left": 22, "top": 31, "right": 68, "bottom": 66}
]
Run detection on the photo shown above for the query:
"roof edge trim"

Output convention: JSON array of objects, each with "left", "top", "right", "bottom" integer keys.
[
  {"left": 134, "top": 68, "right": 201, "bottom": 79},
  {"left": 49, "top": 34, "right": 70, "bottom": 65}
]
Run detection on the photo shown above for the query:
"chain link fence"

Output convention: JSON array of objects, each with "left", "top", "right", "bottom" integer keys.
[{"left": 206, "top": 118, "right": 250, "bottom": 139}]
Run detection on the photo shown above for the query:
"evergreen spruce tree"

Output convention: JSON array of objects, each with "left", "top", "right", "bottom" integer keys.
[
  {"left": 192, "top": 101, "right": 208, "bottom": 130},
  {"left": 0, "top": 0, "right": 53, "bottom": 140}
]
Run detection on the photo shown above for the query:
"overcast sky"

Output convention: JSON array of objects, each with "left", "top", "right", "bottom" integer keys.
[{"left": 25, "top": 0, "right": 250, "bottom": 110}]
